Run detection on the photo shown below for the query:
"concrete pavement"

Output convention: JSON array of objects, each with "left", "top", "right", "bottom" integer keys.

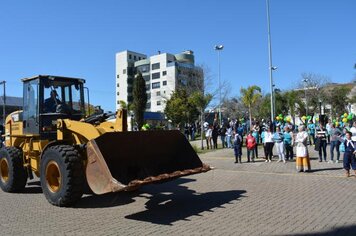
[{"left": 0, "top": 143, "right": 355, "bottom": 235}]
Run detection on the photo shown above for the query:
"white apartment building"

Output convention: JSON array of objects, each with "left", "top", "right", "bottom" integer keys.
[{"left": 115, "top": 50, "right": 203, "bottom": 112}]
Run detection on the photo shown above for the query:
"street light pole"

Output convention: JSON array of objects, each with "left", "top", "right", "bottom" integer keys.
[
  {"left": 0, "top": 81, "right": 6, "bottom": 126},
  {"left": 266, "top": 0, "right": 275, "bottom": 122},
  {"left": 214, "top": 45, "right": 224, "bottom": 126},
  {"left": 302, "top": 78, "right": 309, "bottom": 115}
]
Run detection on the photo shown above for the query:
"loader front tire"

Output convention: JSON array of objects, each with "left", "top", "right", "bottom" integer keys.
[
  {"left": 41, "top": 145, "right": 84, "bottom": 207},
  {"left": 0, "top": 147, "right": 27, "bottom": 192}
]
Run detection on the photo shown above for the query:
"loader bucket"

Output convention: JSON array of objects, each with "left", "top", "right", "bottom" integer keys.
[{"left": 86, "top": 130, "right": 210, "bottom": 195}]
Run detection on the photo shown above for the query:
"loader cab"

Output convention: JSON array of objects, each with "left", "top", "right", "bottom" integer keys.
[{"left": 22, "top": 75, "right": 85, "bottom": 139}]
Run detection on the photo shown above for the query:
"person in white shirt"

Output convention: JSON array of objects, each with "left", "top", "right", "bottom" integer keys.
[
  {"left": 295, "top": 125, "right": 311, "bottom": 172},
  {"left": 205, "top": 125, "right": 213, "bottom": 149},
  {"left": 350, "top": 121, "right": 356, "bottom": 142},
  {"left": 264, "top": 127, "right": 274, "bottom": 162}
]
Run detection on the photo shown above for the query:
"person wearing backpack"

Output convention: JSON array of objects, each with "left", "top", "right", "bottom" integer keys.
[
  {"left": 233, "top": 131, "right": 243, "bottom": 163},
  {"left": 246, "top": 131, "right": 257, "bottom": 163}
]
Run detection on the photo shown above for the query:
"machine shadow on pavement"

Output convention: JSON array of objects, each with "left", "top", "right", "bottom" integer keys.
[
  {"left": 17, "top": 181, "right": 43, "bottom": 194},
  {"left": 124, "top": 178, "right": 246, "bottom": 225},
  {"left": 74, "top": 178, "right": 198, "bottom": 208},
  {"left": 294, "top": 224, "right": 356, "bottom": 236}
]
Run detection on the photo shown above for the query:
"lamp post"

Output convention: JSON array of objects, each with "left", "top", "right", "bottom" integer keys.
[
  {"left": 266, "top": 0, "right": 276, "bottom": 122},
  {"left": 302, "top": 78, "right": 309, "bottom": 115},
  {"left": 0, "top": 81, "right": 6, "bottom": 126},
  {"left": 214, "top": 45, "right": 224, "bottom": 126}
]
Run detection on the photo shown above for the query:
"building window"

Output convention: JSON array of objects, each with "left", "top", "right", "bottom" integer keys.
[
  {"left": 156, "top": 91, "right": 160, "bottom": 96},
  {"left": 163, "top": 91, "right": 166, "bottom": 94},
  {"left": 143, "top": 75, "right": 150, "bottom": 81},
  {"left": 137, "top": 64, "right": 150, "bottom": 73},
  {"left": 117, "top": 83, "right": 119, "bottom": 87},
  {"left": 152, "top": 72, "right": 160, "bottom": 80},
  {"left": 117, "top": 92, "right": 120, "bottom": 95},
  {"left": 116, "top": 75, "right": 119, "bottom": 78},
  {"left": 123, "top": 69, "right": 126, "bottom": 74},
  {"left": 146, "top": 84, "right": 150, "bottom": 90},
  {"left": 134, "top": 55, "right": 137, "bottom": 60},
  {"left": 152, "top": 63, "right": 160, "bottom": 70},
  {"left": 117, "top": 100, "right": 120, "bottom": 104},
  {"left": 163, "top": 81, "right": 167, "bottom": 86},
  {"left": 162, "top": 71, "right": 167, "bottom": 76},
  {"left": 138, "top": 57, "right": 141, "bottom": 60},
  {"left": 157, "top": 101, "right": 161, "bottom": 106},
  {"left": 152, "top": 82, "right": 160, "bottom": 89},
  {"left": 146, "top": 102, "right": 151, "bottom": 109},
  {"left": 147, "top": 93, "right": 151, "bottom": 100},
  {"left": 129, "top": 54, "right": 132, "bottom": 59}
]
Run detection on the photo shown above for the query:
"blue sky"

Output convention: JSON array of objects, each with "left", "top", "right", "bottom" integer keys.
[{"left": 0, "top": 0, "right": 355, "bottom": 111}]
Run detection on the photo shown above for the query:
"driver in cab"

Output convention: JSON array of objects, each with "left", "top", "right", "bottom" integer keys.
[{"left": 44, "top": 90, "right": 61, "bottom": 113}]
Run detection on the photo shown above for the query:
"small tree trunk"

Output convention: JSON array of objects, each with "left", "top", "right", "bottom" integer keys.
[
  {"left": 249, "top": 105, "right": 252, "bottom": 131},
  {"left": 200, "top": 108, "right": 204, "bottom": 150}
]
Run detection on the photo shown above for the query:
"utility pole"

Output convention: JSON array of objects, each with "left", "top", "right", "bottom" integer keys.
[
  {"left": 214, "top": 45, "right": 224, "bottom": 126},
  {"left": 266, "top": 0, "right": 276, "bottom": 122}
]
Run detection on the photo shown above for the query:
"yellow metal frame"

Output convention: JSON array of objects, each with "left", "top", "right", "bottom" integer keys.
[{"left": 4, "top": 109, "right": 127, "bottom": 177}]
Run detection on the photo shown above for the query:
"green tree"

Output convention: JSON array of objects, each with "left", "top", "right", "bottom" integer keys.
[
  {"left": 284, "top": 91, "right": 303, "bottom": 124},
  {"left": 132, "top": 72, "right": 147, "bottom": 130},
  {"left": 164, "top": 89, "right": 199, "bottom": 127},
  {"left": 251, "top": 94, "right": 270, "bottom": 120},
  {"left": 189, "top": 91, "right": 213, "bottom": 149},
  {"left": 274, "top": 89, "right": 288, "bottom": 116},
  {"left": 325, "top": 86, "right": 352, "bottom": 118},
  {"left": 240, "top": 85, "right": 261, "bottom": 130}
]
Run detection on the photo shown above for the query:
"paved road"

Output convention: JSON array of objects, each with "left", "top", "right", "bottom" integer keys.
[{"left": 1, "top": 144, "right": 356, "bottom": 235}]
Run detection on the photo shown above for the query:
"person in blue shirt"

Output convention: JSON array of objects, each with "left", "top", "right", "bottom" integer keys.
[
  {"left": 284, "top": 126, "right": 294, "bottom": 161},
  {"left": 307, "top": 120, "right": 316, "bottom": 145},
  {"left": 342, "top": 131, "right": 356, "bottom": 177},
  {"left": 252, "top": 122, "right": 260, "bottom": 158}
]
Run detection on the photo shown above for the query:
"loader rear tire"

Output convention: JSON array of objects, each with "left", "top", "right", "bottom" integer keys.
[
  {"left": 0, "top": 147, "right": 27, "bottom": 192},
  {"left": 41, "top": 145, "right": 84, "bottom": 207}
]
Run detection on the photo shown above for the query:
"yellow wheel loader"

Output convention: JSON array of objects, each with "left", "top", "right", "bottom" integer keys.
[{"left": 0, "top": 75, "right": 210, "bottom": 207}]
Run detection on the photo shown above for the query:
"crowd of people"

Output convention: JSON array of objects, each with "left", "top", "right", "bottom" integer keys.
[{"left": 199, "top": 117, "right": 356, "bottom": 177}]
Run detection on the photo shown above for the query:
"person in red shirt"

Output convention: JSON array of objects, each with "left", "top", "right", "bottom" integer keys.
[{"left": 246, "top": 131, "right": 257, "bottom": 163}]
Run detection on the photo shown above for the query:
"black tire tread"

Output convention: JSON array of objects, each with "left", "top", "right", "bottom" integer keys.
[
  {"left": 0, "top": 147, "right": 27, "bottom": 192},
  {"left": 41, "top": 145, "right": 84, "bottom": 207}
]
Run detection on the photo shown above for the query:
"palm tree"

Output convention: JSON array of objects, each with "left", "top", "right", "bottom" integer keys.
[
  {"left": 240, "top": 85, "right": 261, "bottom": 130},
  {"left": 284, "top": 91, "right": 301, "bottom": 124}
]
